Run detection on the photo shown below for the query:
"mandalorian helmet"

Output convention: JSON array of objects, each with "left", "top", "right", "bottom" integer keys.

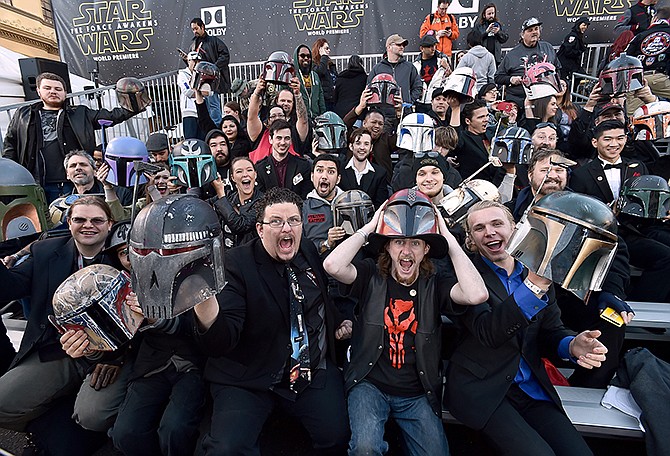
[
  {"left": 115, "top": 77, "right": 151, "bottom": 113},
  {"left": 169, "top": 139, "right": 217, "bottom": 188},
  {"left": 442, "top": 67, "right": 477, "bottom": 104},
  {"left": 396, "top": 113, "right": 435, "bottom": 152},
  {"left": 0, "top": 157, "right": 49, "bottom": 241},
  {"left": 129, "top": 195, "right": 225, "bottom": 319},
  {"left": 617, "top": 175, "right": 670, "bottom": 219},
  {"left": 333, "top": 190, "right": 375, "bottom": 235},
  {"left": 506, "top": 191, "right": 618, "bottom": 301},
  {"left": 52, "top": 264, "right": 142, "bottom": 351},
  {"left": 368, "top": 188, "right": 448, "bottom": 258},
  {"left": 190, "top": 61, "right": 219, "bottom": 92},
  {"left": 263, "top": 51, "right": 295, "bottom": 85},
  {"left": 522, "top": 60, "right": 561, "bottom": 100},
  {"left": 368, "top": 74, "right": 401, "bottom": 106},
  {"left": 599, "top": 54, "right": 644, "bottom": 96},
  {"left": 632, "top": 101, "right": 670, "bottom": 140},
  {"left": 314, "top": 111, "right": 348, "bottom": 151},
  {"left": 491, "top": 127, "right": 533, "bottom": 165},
  {"left": 105, "top": 136, "right": 149, "bottom": 187},
  {"left": 438, "top": 179, "right": 500, "bottom": 227}
]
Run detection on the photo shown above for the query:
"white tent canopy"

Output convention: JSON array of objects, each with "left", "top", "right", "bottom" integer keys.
[{"left": 0, "top": 46, "right": 93, "bottom": 107}]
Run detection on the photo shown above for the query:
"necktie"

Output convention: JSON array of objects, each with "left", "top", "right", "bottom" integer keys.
[
  {"left": 286, "top": 265, "right": 311, "bottom": 393},
  {"left": 603, "top": 163, "right": 623, "bottom": 170}
]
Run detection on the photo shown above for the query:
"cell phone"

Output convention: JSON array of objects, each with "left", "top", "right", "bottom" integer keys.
[
  {"left": 599, "top": 307, "right": 624, "bottom": 327},
  {"left": 497, "top": 101, "right": 516, "bottom": 114}
]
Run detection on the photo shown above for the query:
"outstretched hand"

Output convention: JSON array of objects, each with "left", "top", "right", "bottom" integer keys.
[{"left": 569, "top": 330, "right": 608, "bottom": 369}]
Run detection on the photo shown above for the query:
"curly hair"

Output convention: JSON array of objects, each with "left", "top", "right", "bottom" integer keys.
[{"left": 254, "top": 187, "right": 303, "bottom": 223}]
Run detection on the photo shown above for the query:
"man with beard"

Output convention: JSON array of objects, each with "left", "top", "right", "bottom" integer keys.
[
  {"left": 510, "top": 148, "right": 633, "bottom": 388},
  {"left": 193, "top": 187, "right": 350, "bottom": 454},
  {"left": 323, "top": 188, "right": 488, "bottom": 455},
  {"left": 146, "top": 133, "right": 170, "bottom": 164},
  {"left": 188, "top": 18, "right": 230, "bottom": 126},
  {"left": 63, "top": 151, "right": 132, "bottom": 205},
  {"left": 343, "top": 90, "right": 401, "bottom": 182},
  {"left": 245, "top": 77, "right": 310, "bottom": 162},
  {"left": 446, "top": 201, "right": 605, "bottom": 456},
  {"left": 531, "top": 123, "right": 559, "bottom": 151},
  {"left": 2, "top": 72, "right": 141, "bottom": 203},
  {"left": 339, "top": 128, "right": 389, "bottom": 209},
  {"left": 494, "top": 17, "right": 560, "bottom": 111},
  {"left": 293, "top": 44, "right": 326, "bottom": 120},
  {"left": 302, "top": 155, "right": 345, "bottom": 255},
  {"left": 255, "top": 120, "right": 312, "bottom": 199}
]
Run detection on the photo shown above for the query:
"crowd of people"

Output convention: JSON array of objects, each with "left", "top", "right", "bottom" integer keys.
[{"left": 0, "top": 1, "right": 669, "bottom": 455}]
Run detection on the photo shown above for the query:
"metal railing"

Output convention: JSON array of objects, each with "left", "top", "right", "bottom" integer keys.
[{"left": 0, "top": 43, "right": 612, "bottom": 151}]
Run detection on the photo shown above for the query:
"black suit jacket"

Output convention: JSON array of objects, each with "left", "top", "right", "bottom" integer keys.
[
  {"left": 569, "top": 157, "right": 649, "bottom": 204},
  {"left": 197, "top": 238, "right": 342, "bottom": 390},
  {"left": 453, "top": 126, "right": 505, "bottom": 186},
  {"left": 0, "top": 236, "right": 112, "bottom": 369},
  {"left": 339, "top": 164, "right": 389, "bottom": 209},
  {"left": 444, "top": 255, "right": 574, "bottom": 430},
  {"left": 255, "top": 154, "right": 312, "bottom": 199}
]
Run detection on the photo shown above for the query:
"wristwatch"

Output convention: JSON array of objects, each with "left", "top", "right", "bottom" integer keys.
[{"left": 319, "top": 239, "right": 331, "bottom": 254}]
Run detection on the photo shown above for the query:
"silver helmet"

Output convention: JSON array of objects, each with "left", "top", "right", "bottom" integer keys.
[
  {"left": 506, "top": 191, "right": 618, "bottom": 301},
  {"left": 438, "top": 179, "right": 500, "bottom": 228},
  {"left": 129, "top": 195, "right": 225, "bottom": 319},
  {"left": 332, "top": 190, "right": 375, "bottom": 235},
  {"left": 396, "top": 113, "right": 435, "bottom": 152},
  {"left": 115, "top": 77, "right": 151, "bottom": 112}
]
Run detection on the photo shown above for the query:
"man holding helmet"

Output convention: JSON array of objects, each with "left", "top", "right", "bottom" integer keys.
[
  {"left": 324, "top": 189, "right": 488, "bottom": 455},
  {"left": 2, "top": 72, "right": 146, "bottom": 203}
]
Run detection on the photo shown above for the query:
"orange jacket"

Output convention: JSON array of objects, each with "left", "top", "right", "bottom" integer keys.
[{"left": 419, "top": 11, "right": 460, "bottom": 56}]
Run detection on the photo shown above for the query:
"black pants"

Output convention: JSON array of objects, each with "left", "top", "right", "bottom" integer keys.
[
  {"left": 481, "top": 384, "right": 592, "bottom": 456},
  {"left": 202, "top": 360, "right": 349, "bottom": 456}
]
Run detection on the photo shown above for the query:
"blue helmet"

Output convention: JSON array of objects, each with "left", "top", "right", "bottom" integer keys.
[{"left": 169, "top": 139, "right": 217, "bottom": 188}]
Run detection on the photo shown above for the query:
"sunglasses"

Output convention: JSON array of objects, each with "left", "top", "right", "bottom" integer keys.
[
  {"left": 414, "top": 151, "right": 440, "bottom": 159},
  {"left": 536, "top": 122, "right": 558, "bottom": 132},
  {"left": 299, "top": 54, "right": 311, "bottom": 59},
  {"left": 70, "top": 217, "right": 109, "bottom": 226}
]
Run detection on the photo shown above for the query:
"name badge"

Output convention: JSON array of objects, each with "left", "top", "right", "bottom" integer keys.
[{"left": 293, "top": 173, "right": 303, "bottom": 185}]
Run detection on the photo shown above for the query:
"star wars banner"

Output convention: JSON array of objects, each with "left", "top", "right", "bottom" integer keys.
[{"left": 52, "top": 0, "right": 633, "bottom": 84}]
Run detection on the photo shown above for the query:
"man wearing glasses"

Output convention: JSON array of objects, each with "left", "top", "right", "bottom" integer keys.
[
  {"left": 0, "top": 196, "right": 128, "bottom": 452},
  {"left": 193, "top": 187, "right": 349, "bottom": 454}
]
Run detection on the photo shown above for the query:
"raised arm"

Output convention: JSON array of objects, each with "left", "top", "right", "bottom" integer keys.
[
  {"left": 247, "top": 78, "right": 266, "bottom": 142},
  {"left": 291, "top": 77, "right": 309, "bottom": 141}
]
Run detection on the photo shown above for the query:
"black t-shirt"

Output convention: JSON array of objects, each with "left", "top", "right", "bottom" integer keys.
[
  {"left": 347, "top": 258, "right": 459, "bottom": 397},
  {"left": 366, "top": 277, "right": 423, "bottom": 397},
  {"left": 418, "top": 55, "right": 440, "bottom": 84},
  {"left": 40, "top": 109, "right": 66, "bottom": 183}
]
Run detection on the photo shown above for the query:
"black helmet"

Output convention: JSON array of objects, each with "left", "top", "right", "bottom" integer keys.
[{"left": 617, "top": 175, "right": 670, "bottom": 219}]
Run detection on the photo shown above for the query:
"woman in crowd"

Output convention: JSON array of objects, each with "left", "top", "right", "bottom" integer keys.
[
  {"left": 312, "top": 38, "right": 338, "bottom": 112},
  {"left": 555, "top": 79, "right": 581, "bottom": 139},
  {"left": 221, "top": 114, "right": 252, "bottom": 158},
  {"left": 557, "top": 16, "right": 590, "bottom": 80},
  {"left": 334, "top": 55, "right": 367, "bottom": 118},
  {"left": 212, "top": 156, "right": 263, "bottom": 248}
]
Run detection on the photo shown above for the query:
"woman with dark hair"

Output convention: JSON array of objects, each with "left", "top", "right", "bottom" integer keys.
[
  {"left": 221, "top": 115, "right": 252, "bottom": 158},
  {"left": 474, "top": 3, "right": 508, "bottom": 65},
  {"left": 212, "top": 156, "right": 263, "bottom": 248},
  {"left": 312, "top": 38, "right": 338, "bottom": 111},
  {"left": 334, "top": 55, "right": 367, "bottom": 118},
  {"left": 557, "top": 16, "right": 590, "bottom": 79},
  {"left": 555, "top": 79, "right": 581, "bottom": 138}
]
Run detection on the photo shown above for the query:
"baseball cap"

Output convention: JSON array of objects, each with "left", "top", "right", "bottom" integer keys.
[
  {"left": 419, "top": 34, "right": 439, "bottom": 48},
  {"left": 522, "top": 17, "right": 543, "bottom": 31},
  {"left": 386, "top": 34, "right": 409, "bottom": 47},
  {"left": 595, "top": 101, "right": 624, "bottom": 118},
  {"left": 145, "top": 132, "right": 169, "bottom": 152},
  {"left": 478, "top": 83, "right": 498, "bottom": 99}
]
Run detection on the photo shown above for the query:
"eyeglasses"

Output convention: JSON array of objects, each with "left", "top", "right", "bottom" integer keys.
[
  {"left": 70, "top": 217, "right": 109, "bottom": 226},
  {"left": 299, "top": 54, "right": 311, "bottom": 59},
  {"left": 414, "top": 151, "right": 440, "bottom": 159},
  {"left": 536, "top": 122, "right": 558, "bottom": 131},
  {"left": 260, "top": 217, "right": 302, "bottom": 229},
  {"left": 393, "top": 43, "right": 406, "bottom": 48}
]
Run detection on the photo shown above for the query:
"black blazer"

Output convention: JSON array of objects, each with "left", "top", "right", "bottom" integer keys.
[
  {"left": 197, "top": 238, "right": 342, "bottom": 390},
  {"left": 569, "top": 157, "right": 649, "bottom": 204},
  {"left": 255, "top": 154, "right": 312, "bottom": 199},
  {"left": 444, "top": 254, "right": 574, "bottom": 430},
  {"left": 0, "top": 236, "right": 112, "bottom": 369},
  {"left": 453, "top": 126, "right": 505, "bottom": 186},
  {"left": 339, "top": 164, "right": 389, "bottom": 209}
]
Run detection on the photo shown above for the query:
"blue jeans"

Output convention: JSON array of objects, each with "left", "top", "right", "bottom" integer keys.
[
  {"left": 347, "top": 381, "right": 449, "bottom": 456},
  {"left": 43, "top": 182, "right": 74, "bottom": 204},
  {"left": 205, "top": 93, "right": 222, "bottom": 127}
]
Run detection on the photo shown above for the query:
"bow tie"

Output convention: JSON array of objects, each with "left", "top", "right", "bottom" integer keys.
[{"left": 603, "top": 163, "right": 624, "bottom": 170}]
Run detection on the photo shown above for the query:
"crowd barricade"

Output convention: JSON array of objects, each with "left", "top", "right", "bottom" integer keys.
[{"left": 0, "top": 43, "right": 611, "bottom": 150}]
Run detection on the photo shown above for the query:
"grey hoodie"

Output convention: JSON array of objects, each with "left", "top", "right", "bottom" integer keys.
[{"left": 456, "top": 45, "right": 496, "bottom": 91}]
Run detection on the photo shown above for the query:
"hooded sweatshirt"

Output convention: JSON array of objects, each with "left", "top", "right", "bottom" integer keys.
[
  {"left": 293, "top": 44, "right": 326, "bottom": 120},
  {"left": 457, "top": 45, "right": 497, "bottom": 91}
]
